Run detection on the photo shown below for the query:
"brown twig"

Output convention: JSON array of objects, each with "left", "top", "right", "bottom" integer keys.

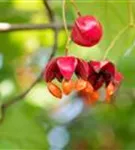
[
  {"left": 43, "top": 0, "right": 54, "bottom": 22},
  {"left": 0, "top": 30, "right": 58, "bottom": 123},
  {"left": 0, "top": 0, "right": 59, "bottom": 123},
  {"left": 0, "top": 23, "right": 72, "bottom": 32},
  {"left": 0, "top": 69, "right": 42, "bottom": 123}
]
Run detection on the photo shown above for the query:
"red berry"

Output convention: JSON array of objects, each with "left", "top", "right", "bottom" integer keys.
[{"left": 71, "top": 15, "right": 103, "bottom": 47}]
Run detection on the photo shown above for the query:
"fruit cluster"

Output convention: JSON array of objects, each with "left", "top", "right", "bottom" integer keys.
[{"left": 44, "top": 8, "right": 123, "bottom": 104}]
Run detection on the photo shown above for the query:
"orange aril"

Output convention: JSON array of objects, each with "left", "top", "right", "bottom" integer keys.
[
  {"left": 75, "top": 79, "right": 87, "bottom": 91},
  {"left": 47, "top": 82, "right": 62, "bottom": 98},
  {"left": 83, "top": 82, "right": 94, "bottom": 94},
  {"left": 62, "top": 80, "right": 74, "bottom": 95},
  {"left": 106, "top": 82, "right": 115, "bottom": 103},
  {"left": 89, "top": 91, "right": 99, "bottom": 104}
]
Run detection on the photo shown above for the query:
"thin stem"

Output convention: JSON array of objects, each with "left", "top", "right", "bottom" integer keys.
[
  {"left": 70, "top": 0, "right": 81, "bottom": 16},
  {"left": 102, "top": 25, "right": 129, "bottom": 60},
  {"left": 62, "top": 0, "right": 69, "bottom": 39},
  {"left": 65, "top": 38, "right": 72, "bottom": 56},
  {"left": 62, "top": 0, "right": 71, "bottom": 55},
  {"left": 128, "top": 0, "right": 134, "bottom": 26}
]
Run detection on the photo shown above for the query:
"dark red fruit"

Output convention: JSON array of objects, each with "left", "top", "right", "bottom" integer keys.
[{"left": 71, "top": 15, "right": 103, "bottom": 47}]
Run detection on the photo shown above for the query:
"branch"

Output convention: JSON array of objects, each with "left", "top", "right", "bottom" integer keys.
[
  {"left": 0, "top": 72, "right": 42, "bottom": 123},
  {"left": 0, "top": 31, "right": 58, "bottom": 123},
  {"left": 0, "top": 0, "right": 65, "bottom": 123},
  {"left": 0, "top": 23, "right": 72, "bottom": 32},
  {"left": 43, "top": 0, "right": 54, "bottom": 22},
  {"left": 42, "top": 0, "right": 56, "bottom": 59}
]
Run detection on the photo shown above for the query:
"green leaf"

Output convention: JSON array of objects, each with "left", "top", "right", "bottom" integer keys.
[
  {"left": 0, "top": 101, "right": 48, "bottom": 149},
  {"left": 0, "top": 140, "right": 19, "bottom": 149}
]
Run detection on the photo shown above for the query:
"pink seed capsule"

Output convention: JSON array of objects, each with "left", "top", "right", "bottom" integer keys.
[{"left": 71, "top": 15, "right": 103, "bottom": 47}]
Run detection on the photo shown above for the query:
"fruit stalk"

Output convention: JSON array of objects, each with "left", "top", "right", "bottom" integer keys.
[
  {"left": 70, "top": 0, "right": 81, "bottom": 16},
  {"left": 62, "top": 0, "right": 71, "bottom": 56},
  {"left": 128, "top": 0, "right": 134, "bottom": 26}
]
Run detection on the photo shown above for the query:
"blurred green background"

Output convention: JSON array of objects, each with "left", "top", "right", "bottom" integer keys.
[{"left": 0, "top": 0, "right": 135, "bottom": 149}]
